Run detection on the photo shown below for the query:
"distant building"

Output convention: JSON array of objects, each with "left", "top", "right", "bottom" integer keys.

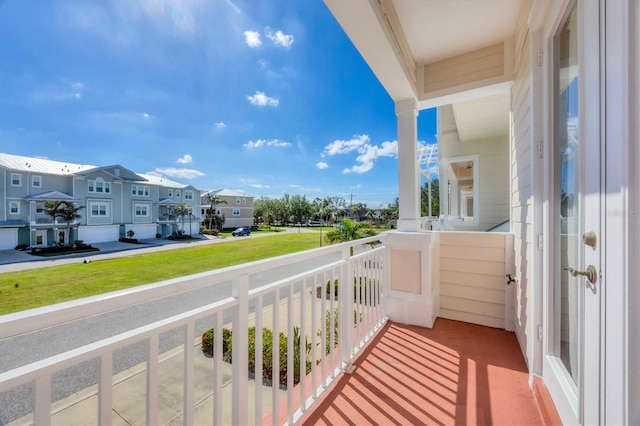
[
  {"left": 0, "top": 153, "right": 202, "bottom": 249},
  {"left": 200, "top": 189, "right": 254, "bottom": 230}
]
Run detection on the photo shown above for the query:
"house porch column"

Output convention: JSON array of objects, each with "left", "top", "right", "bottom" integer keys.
[{"left": 395, "top": 98, "right": 420, "bottom": 232}]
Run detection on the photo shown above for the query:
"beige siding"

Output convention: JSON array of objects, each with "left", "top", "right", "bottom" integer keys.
[
  {"left": 510, "top": 8, "right": 533, "bottom": 366},
  {"left": 439, "top": 232, "right": 508, "bottom": 329},
  {"left": 424, "top": 43, "right": 505, "bottom": 94}
]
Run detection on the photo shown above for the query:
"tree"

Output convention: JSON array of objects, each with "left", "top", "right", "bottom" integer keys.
[
  {"left": 172, "top": 202, "right": 191, "bottom": 235},
  {"left": 325, "top": 218, "right": 376, "bottom": 254},
  {"left": 58, "top": 202, "right": 84, "bottom": 245},
  {"left": 204, "top": 194, "right": 227, "bottom": 230},
  {"left": 289, "top": 194, "right": 311, "bottom": 224},
  {"left": 43, "top": 200, "right": 63, "bottom": 225},
  {"left": 420, "top": 178, "right": 440, "bottom": 217}
]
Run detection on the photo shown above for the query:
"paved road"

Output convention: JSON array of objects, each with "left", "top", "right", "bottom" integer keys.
[{"left": 0, "top": 228, "right": 338, "bottom": 424}]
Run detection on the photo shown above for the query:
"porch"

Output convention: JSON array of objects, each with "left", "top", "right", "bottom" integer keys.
[{"left": 0, "top": 231, "right": 544, "bottom": 425}]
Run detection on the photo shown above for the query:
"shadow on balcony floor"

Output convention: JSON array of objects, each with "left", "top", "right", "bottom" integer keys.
[{"left": 300, "top": 318, "right": 542, "bottom": 425}]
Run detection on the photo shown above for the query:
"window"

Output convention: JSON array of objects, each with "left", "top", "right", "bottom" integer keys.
[
  {"left": 176, "top": 190, "right": 181, "bottom": 198},
  {"left": 242, "top": 197, "right": 247, "bottom": 204},
  {"left": 236, "top": 197, "right": 241, "bottom": 204},
  {"left": 32, "top": 175, "right": 42, "bottom": 188},
  {"left": 11, "top": 173, "right": 21, "bottom": 186},
  {"left": 233, "top": 208, "right": 240, "bottom": 216},
  {"left": 9, "top": 201, "right": 20, "bottom": 214},
  {"left": 442, "top": 155, "right": 479, "bottom": 227},
  {"left": 168, "top": 189, "right": 173, "bottom": 197},
  {"left": 90, "top": 202, "right": 109, "bottom": 217},
  {"left": 135, "top": 204, "right": 149, "bottom": 217},
  {"left": 88, "top": 178, "right": 111, "bottom": 194},
  {"left": 185, "top": 190, "right": 194, "bottom": 200},
  {"left": 132, "top": 185, "right": 149, "bottom": 196},
  {"left": 36, "top": 202, "right": 44, "bottom": 214}
]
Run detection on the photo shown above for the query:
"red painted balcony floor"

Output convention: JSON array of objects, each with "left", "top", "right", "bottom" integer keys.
[{"left": 299, "top": 319, "right": 543, "bottom": 426}]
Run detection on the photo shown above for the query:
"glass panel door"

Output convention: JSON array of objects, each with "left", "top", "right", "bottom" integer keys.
[{"left": 554, "top": 3, "right": 580, "bottom": 386}]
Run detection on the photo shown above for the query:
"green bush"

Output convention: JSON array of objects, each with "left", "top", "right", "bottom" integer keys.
[
  {"left": 201, "top": 327, "right": 232, "bottom": 360},
  {"left": 201, "top": 325, "right": 312, "bottom": 388}
]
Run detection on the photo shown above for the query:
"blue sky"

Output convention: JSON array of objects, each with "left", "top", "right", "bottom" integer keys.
[{"left": 0, "top": 0, "right": 437, "bottom": 207}]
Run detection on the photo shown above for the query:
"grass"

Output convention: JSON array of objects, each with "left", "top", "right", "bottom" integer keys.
[{"left": 0, "top": 233, "right": 321, "bottom": 315}]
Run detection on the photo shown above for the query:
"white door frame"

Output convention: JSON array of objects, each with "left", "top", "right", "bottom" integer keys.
[{"left": 539, "top": 0, "right": 603, "bottom": 424}]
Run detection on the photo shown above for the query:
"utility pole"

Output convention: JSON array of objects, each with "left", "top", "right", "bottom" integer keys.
[{"left": 350, "top": 193, "right": 353, "bottom": 207}]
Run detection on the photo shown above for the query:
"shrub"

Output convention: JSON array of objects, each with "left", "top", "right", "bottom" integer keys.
[
  {"left": 201, "top": 325, "right": 312, "bottom": 388},
  {"left": 201, "top": 327, "right": 233, "bottom": 360},
  {"left": 156, "top": 233, "right": 162, "bottom": 239},
  {"left": 15, "top": 243, "right": 28, "bottom": 251},
  {"left": 126, "top": 230, "right": 135, "bottom": 238}
]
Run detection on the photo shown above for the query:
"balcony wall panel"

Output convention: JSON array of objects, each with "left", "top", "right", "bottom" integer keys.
[{"left": 438, "top": 232, "right": 509, "bottom": 329}]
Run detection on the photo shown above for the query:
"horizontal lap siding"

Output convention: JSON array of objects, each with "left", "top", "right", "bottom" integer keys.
[
  {"left": 439, "top": 232, "right": 507, "bottom": 328},
  {"left": 511, "top": 5, "right": 533, "bottom": 365}
]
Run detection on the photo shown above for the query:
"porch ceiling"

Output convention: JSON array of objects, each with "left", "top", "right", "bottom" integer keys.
[
  {"left": 325, "top": 0, "right": 523, "bottom": 140},
  {"left": 324, "top": 0, "right": 521, "bottom": 108}
]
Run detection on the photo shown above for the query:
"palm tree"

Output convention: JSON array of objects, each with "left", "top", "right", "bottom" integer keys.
[
  {"left": 325, "top": 218, "right": 376, "bottom": 255},
  {"left": 58, "top": 202, "right": 84, "bottom": 245},
  {"left": 172, "top": 202, "right": 191, "bottom": 235},
  {"left": 204, "top": 194, "right": 227, "bottom": 230},
  {"left": 43, "top": 200, "right": 63, "bottom": 225}
]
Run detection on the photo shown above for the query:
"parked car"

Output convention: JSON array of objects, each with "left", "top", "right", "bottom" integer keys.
[{"left": 232, "top": 227, "right": 251, "bottom": 237}]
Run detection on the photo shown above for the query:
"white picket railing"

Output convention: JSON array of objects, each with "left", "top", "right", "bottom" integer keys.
[{"left": 0, "top": 234, "right": 388, "bottom": 425}]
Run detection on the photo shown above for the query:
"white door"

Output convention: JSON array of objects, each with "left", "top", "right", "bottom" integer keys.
[{"left": 544, "top": 1, "right": 602, "bottom": 424}]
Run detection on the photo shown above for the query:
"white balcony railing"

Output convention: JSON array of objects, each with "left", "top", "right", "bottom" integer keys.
[{"left": 0, "top": 235, "right": 388, "bottom": 425}]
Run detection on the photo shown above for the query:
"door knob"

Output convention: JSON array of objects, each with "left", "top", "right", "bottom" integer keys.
[{"left": 564, "top": 265, "right": 598, "bottom": 284}]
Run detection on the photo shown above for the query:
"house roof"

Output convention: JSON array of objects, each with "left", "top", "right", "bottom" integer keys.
[
  {"left": 137, "top": 173, "right": 191, "bottom": 189},
  {"left": 0, "top": 153, "right": 197, "bottom": 190},
  {"left": 23, "top": 191, "right": 81, "bottom": 202},
  {"left": 0, "top": 153, "right": 95, "bottom": 175},
  {"left": 156, "top": 198, "right": 179, "bottom": 206},
  {"left": 202, "top": 189, "right": 252, "bottom": 198},
  {"left": 0, "top": 220, "right": 28, "bottom": 228}
]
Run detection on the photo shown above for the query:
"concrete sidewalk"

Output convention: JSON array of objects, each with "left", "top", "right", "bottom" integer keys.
[{"left": 7, "top": 288, "right": 330, "bottom": 426}]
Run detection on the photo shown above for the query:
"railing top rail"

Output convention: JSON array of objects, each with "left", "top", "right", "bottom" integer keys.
[
  {"left": 0, "top": 233, "right": 389, "bottom": 339},
  {"left": 0, "top": 295, "right": 237, "bottom": 392}
]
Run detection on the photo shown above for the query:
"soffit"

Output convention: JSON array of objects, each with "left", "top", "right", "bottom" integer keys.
[
  {"left": 452, "top": 93, "right": 511, "bottom": 142},
  {"left": 324, "top": 0, "right": 521, "bottom": 106}
]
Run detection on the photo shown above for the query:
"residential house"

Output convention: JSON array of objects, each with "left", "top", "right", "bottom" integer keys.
[
  {"left": 1, "top": 1, "right": 637, "bottom": 425},
  {"left": 200, "top": 189, "right": 254, "bottom": 230},
  {"left": 0, "top": 153, "right": 202, "bottom": 248}
]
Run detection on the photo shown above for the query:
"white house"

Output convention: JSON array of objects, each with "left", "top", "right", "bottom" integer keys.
[
  {"left": 324, "top": 0, "right": 639, "bottom": 423},
  {"left": 0, "top": 153, "right": 202, "bottom": 247},
  {"left": 200, "top": 189, "right": 254, "bottom": 230}
]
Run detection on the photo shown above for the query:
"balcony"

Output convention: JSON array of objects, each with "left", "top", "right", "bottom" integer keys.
[{"left": 0, "top": 231, "right": 539, "bottom": 425}]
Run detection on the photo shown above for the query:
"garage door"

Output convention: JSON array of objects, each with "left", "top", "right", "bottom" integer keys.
[
  {"left": 126, "top": 224, "right": 157, "bottom": 239},
  {"left": 0, "top": 229, "right": 18, "bottom": 250},
  {"left": 78, "top": 225, "right": 119, "bottom": 244}
]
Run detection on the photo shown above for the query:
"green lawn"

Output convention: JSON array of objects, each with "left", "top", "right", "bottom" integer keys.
[{"left": 0, "top": 233, "right": 321, "bottom": 315}]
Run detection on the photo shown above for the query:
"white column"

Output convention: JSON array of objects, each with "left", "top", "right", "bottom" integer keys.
[
  {"left": 395, "top": 99, "right": 420, "bottom": 232},
  {"left": 396, "top": 99, "right": 420, "bottom": 232}
]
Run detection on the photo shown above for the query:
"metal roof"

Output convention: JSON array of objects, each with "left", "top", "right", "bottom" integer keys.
[
  {"left": 201, "top": 189, "right": 252, "bottom": 198},
  {"left": 0, "top": 153, "right": 95, "bottom": 175}
]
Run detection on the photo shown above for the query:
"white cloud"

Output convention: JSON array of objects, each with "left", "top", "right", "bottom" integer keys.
[
  {"left": 244, "top": 139, "right": 291, "bottom": 149},
  {"left": 250, "top": 183, "right": 271, "bottom": 188},
  {"left": 244, "top": 30, "right": 262, "bottom": 47},
  {"left": 324, "top": 135, "right": 397, "bottom": 174},
  {"left": 265, "top": 27, "right": 294, "bottom": 49},
  {"left": 154, "top": 168, "right": 204, "bottom": 179},
  {"left": 214, "top": 122, "right": 226, "bottom": 129},
  {"left": 316, "top": 162, "right": 329, "bottom": 170},
  {"left": 323, "top": 134, "right": 370, "bottom": 156},
  {"left": 246, "top": 91, "right": 279, "bottom": 107},
  {"left": 32, "top": 80, "right": 86, "bottom": 102},
  {"left": 176, "top": 154, "right": 192, "bottom": 164}
]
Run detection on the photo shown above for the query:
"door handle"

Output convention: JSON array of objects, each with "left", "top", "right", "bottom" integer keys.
[{"left": 564, "top": 265, "right": 598, "bottom": 284}]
